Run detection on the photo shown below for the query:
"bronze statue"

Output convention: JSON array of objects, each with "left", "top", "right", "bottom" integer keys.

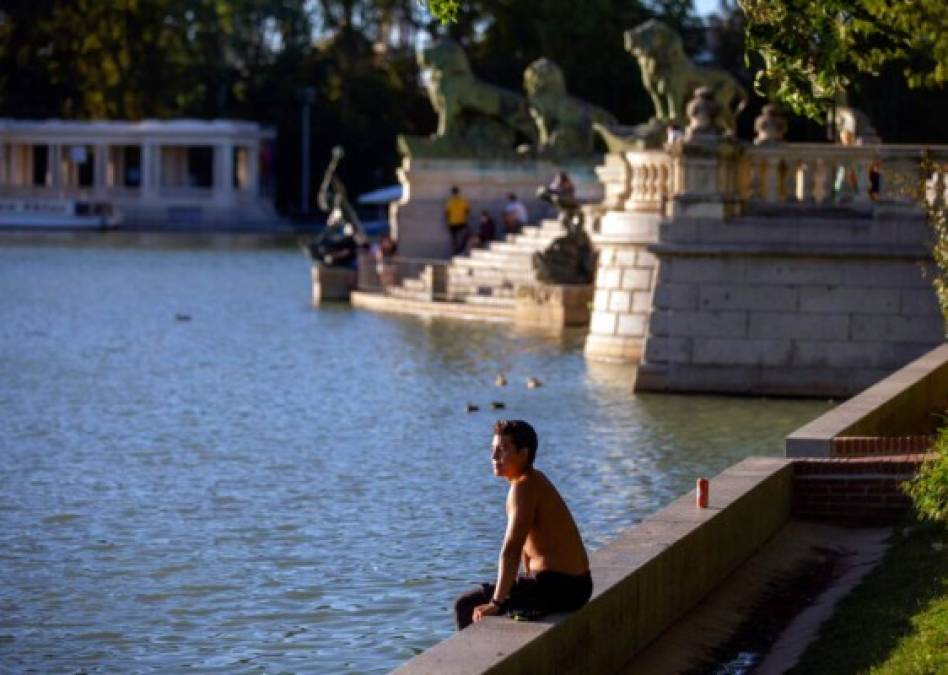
[
  {"left": 306, "top": 146, "right": 366, "bottom": 267},
  {"left": 532, "top": 173, "right": 596, "bottom": 285},
  {"left": 523, "top": 58, "right": 617, "bottom": 159},
  {"left": 624, "top": 20, "right": 747, "bottom": 132},
  {"left": 398, "top": 39, "right": 536, "bottom": 158}
]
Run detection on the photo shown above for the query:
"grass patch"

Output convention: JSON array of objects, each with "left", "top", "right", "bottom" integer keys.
[{"left": 787, "top": 520, "right": 948, "bottom": 675}]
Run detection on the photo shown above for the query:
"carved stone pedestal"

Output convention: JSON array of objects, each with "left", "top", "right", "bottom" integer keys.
[
  {"left": 514, "top": 283, "right": 593, "bottom": 330},
  {"left": 311, "top": 264, "right": 356, "bottom": 304}
]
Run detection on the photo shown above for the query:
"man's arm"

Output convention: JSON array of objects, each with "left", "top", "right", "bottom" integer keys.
[
  {"left": 472, "top": 481, "right": 534, "bottom": 627},
  {"left": 495, "top": 480, "right": 534, "bottom": 601}
]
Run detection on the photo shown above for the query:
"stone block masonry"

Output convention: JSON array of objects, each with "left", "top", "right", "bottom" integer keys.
[
  {"left": 584, "top": 211, "right": 662, "bottom": 362},
  {"left": 636, "top": 210, "right": 945, "bottom": 397}
]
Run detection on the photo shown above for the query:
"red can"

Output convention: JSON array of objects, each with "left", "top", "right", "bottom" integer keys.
[{"left": 696, "top": 477, "right": 709, "bottom": 508}]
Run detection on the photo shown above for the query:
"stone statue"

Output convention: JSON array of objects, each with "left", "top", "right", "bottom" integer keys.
[
  {"left": 754, "top": 103, "right": 788, "bottom": 145},
  {"left": 397, "top": 39, "right": 536, "bottom": 158},
  {"left": 532, "top": 178, "right": 596, "bottom": 285},
  {"left": 624, "top": 19, "right": 747, "bottom": 132},
  {"left": 522, "top": 58, "right": 617, "bottom": 159},
  {"left": 830, "top": 93, "right": 880, "bottom": 145},
  {"left": 306, "top": 146, "right": 366, "bottom": 267}
]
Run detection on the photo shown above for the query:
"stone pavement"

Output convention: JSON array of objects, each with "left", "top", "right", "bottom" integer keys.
[{"left": 619, "top": 521, "right": 891, "bottom": 674}]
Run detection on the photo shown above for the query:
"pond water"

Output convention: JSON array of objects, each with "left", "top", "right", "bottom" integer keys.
[{"left": 0, "top": 245, "right": 830, "bottom": 673}]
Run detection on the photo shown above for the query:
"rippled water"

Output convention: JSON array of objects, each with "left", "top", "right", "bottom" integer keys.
[{"left": 0, "top": 245, "right": 829, "bottom": 673}]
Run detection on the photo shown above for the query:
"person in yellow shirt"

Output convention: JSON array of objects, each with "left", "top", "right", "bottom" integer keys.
[{"left": 444, "top": 186, "right": 471, "bottom": 254}]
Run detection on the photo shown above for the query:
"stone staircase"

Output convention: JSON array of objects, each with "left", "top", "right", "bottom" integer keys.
[{"left": 385, "top": 218, "right": 566, "bottom": 308}]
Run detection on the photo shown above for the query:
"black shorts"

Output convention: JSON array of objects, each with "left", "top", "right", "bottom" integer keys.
[{"left": 454, "top": 570, "right": 593, "bottom": 629}]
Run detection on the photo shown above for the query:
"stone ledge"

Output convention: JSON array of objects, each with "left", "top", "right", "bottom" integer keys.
[
  {"left": 395, "top": 457, "right": 792, "bottom": 675},
  {"left": 649, "top": 242, "right": 931, "bottom": 260},
  {"left": 350, "top": 291, "right": 514, "bottom": 323},
  {"left": 786, "top": 343, "right": 948, "bottom": 457}
]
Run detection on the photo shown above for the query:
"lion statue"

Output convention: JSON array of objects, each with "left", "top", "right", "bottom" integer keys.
[
  {"left": 398, "top": 39, "right": 536, "bottom": 158},
  {"left": 523, "top": 58, "right": 617, "bottom": 159},
  {"left": 624, "top": 19, "right": 747, "bottom": 132}
]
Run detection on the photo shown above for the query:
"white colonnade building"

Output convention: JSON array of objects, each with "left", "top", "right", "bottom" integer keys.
[{"left": 0, "top": 119, "right": 277, "bottom": 228}]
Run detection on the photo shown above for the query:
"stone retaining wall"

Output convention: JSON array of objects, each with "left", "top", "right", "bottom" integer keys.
[
  {"left": 396, "top": 457, "right": 793, "bottom": 675},
  {"left": 787, "top": 343, "right": 948, "bottom": 457},
  {"left": 636, "top": 209, "right": 944, "bottom": 397}
]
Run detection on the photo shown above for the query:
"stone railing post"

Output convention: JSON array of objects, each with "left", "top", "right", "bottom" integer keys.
[
  {"left": 667, "top": 88, "right": 742, "bottom": 220},
  {"left": 595, "top": 152, "right": 631, "bottom": 211}
]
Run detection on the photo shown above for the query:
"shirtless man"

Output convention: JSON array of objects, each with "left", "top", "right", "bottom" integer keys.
[{"left": 454, "top": 419, "right": 592, "bottom": 629}]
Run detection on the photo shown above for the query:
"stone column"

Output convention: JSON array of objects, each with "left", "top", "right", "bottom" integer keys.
[
  {"left": 49, "top": 144, "right": 62, "bottom": 190},
  {"left": 247, "top": 144, "right": 259, "bottom": 196},
  {"left": 10, "top": 143, "right": 24, "bottom": 187},
  {"left": 140, "top": 143, "right": 159, "bottom": 203},
  {"left": 214, "top": 142, "right": 235, "bottom": 206},
  {"left": 583, "top": 210, "right": 662, "bottom": 362},
  {"left": 584, "top": 146, "right": 668, "bottom": 362},
  {"left": 93, "top": 144, "right": 108, "bottom": 198}
]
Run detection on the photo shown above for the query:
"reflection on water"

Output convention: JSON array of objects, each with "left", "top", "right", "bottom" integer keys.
[{"left": 0, "top": 246, "right": 830, "bottom": 673}]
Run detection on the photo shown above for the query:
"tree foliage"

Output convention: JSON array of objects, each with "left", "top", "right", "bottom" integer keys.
[
  {"left": 904, "top": 423, "right": 948, "bottom": 527},
  {"left": 0, "top": 0, "right": 751, "bottom": 209},
  {"left": 740, "top": 0, "right": 948, "bottom": 118}
]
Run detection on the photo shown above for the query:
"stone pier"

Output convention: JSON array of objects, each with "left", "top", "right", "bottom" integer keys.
[
  {"left": 584, "top": 149, "right": 669, "bottom": 362},
  {"left": 584, "top": 211, "right": 661, "bottom": 361},
  {"left": 584, "top": 129, "right": 947, "bottom": 396}
]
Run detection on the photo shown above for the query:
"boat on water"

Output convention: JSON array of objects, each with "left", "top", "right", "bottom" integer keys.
[{"left": 0, "top": 198, "right": 121, "bottom": 230}]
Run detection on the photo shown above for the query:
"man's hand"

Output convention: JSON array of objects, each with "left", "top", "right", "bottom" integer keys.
[{"left": 471, "top": 602, "right": 501, "bottom": 622}]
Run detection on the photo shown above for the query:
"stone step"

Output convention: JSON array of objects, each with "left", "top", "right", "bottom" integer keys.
[
  {"left": 450, "top": 292, "right": 516, "bottom": 307},
  {"left": 511, "top": 230, "right": 561, "bottom": 244},
  {"left": 401, "top": 277, "right": 428, "bottom": 292},
  {"left": 386, "top": 285, "right": 433, "bottom": 301},
  {"left": 448, "top": 277, "right": 529, "bottom": 293},
  {"left": 539, "top": 218, "right": 567, "bottom": 232},
  {"left": 449, "top": 263, "right": 536, "bottom": 279},
  {"left": 449, "top": 288, "right": 517, "bottom": 302},
  {"left": 487, "top": 241, "right": 549, "bottom": 255},
  {"left": 466, "top": 250, "right": 536, "bottom": 267}
]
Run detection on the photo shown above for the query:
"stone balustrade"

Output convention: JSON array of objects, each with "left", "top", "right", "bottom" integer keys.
[
  {"left": 623, "top": 150, "right": 674, "bottom": 212},
  {"left": 738, "top": 144, "right": 948, "bottom": 208},
  {"left": 586, "top": 139, "right": 947, "bottom": 393},
  {"left": 595, "top": 141, "right": 948, "bottom": 218}
]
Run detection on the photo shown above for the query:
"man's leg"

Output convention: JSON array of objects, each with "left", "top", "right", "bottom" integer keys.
[{"left": 454, "top": 583, "right": 493, "bottom": 630}]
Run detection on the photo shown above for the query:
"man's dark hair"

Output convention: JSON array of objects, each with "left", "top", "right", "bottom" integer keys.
[
  {"left": 493, "top": 419, "right": 538, "bottom": 467},
  {"left": 451, "top": 185, "right": 459, "bottom": 194}
]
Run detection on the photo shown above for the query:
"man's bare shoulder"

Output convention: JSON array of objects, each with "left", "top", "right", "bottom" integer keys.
[
  {"left": 508, "top": 470, "right": 553, "bottom": 500},
  {"left": 507, "top": 469, "right": 550, "bottom": 502}
]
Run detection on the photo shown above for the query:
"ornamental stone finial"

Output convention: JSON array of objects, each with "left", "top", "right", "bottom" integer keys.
[
  {"left": 684, "top": 87, "right": 722, "bottom": 142},
  {"left": 754, "top": 103, "right": 787, "bottom": 145}
]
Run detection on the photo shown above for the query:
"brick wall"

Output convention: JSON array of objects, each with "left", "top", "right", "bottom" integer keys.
[
  {"left": 791, "top": 455, "right": 930, "bottom": 524},
  {"left": 830, "top": 435, "right": 935, "bottom": 457}
]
